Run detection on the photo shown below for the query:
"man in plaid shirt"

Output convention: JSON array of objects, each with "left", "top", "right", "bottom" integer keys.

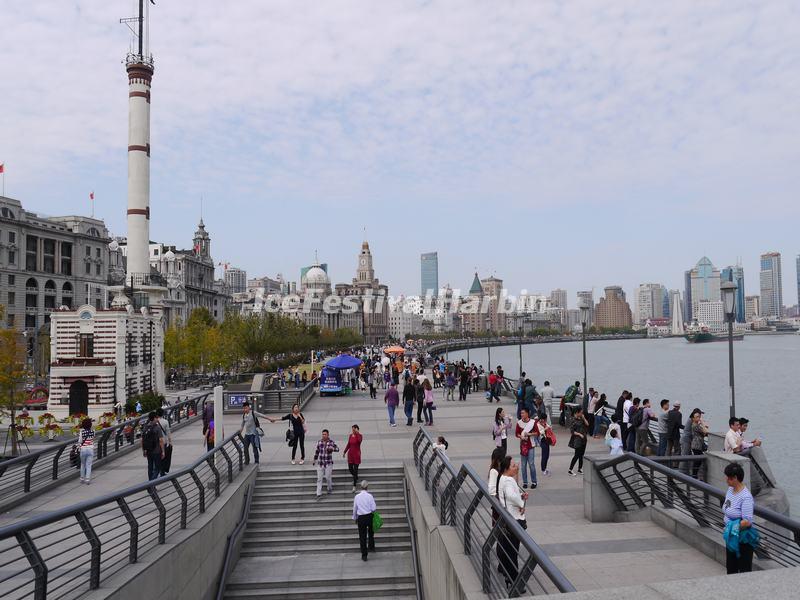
[{"left": 313, "top": 429, "right": 340, "bottom": 498}]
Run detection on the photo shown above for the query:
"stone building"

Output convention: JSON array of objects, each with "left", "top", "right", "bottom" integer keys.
[
  {"left": 335, "top": 241, "right": 388, "bottom": 345},
  {"left": 0, "top": 196, "right": 112, "bottom": 335},
  {"left": 594, "top": 286, "right": 633, "bottom": 329}
]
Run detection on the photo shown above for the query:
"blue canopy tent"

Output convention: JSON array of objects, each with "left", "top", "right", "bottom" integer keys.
[
  {"left": 322, "top": 355, "right": 362, "bottom": 395},
  {"left": 325, "top": 355, "right": 363, "bottom": 370}
]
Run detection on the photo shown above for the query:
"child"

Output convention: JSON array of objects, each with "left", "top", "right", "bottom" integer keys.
[
  {"left": 605, "top": 414, "right": 621, "bottom": 446},
  {"left": 608, "top": 429, "right": 623, "bottom": 456},
  {"left": 433, "top": 436, "right": 449, "bottom": 457}
]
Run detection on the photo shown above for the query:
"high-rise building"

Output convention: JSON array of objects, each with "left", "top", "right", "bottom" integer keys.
[
  {"left": 695, "top": 300, "right": 725, "bottom": 332},
  {"left": 759, "top": 251, "right": 783, "bottom": 318},
  {"left": 576, "top": 291, "right": 594, "bottom": 326},
  {"left": 225, "top": 267, "right": 247, "bottom": 294},
  {"left": 689, "top": 257, "right": 720, "bottom": 320},
  {"left": 744, "top": 295, "right": 760, "bottom": 322},
  {"left": 420, "top": 252, "right": 438, "bottom": 296},
  {"left": 550, "top": 289, "right": 568, "bottom": 309},
  {"left": 662, "top": 288, "right": 671, "bottom": 319},
  {"left": 795, "top": 254, "right": 799, "bottom": 314},
  {"left": 684, "top": 270, "right": 693, "bottom": 323},
  {"left": 635, "top": 283, "right": 666, "bottom": 325},
  {"left": 481, "top": 276, "right": 505, "bottom": 333},
  {"left": 721, "top": 265, "right": 745, "bottom": 323},
  {"left": 594, "top": 286, "right": 632, "bottom": 329}
]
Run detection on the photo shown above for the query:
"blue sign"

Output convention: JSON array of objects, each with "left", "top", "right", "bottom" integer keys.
[{"left": 227, "top": 394, "right": 247, "bottom": 409}]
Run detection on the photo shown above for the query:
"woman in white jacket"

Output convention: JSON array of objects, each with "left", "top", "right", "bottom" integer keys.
[{"left": 496, "top": 456, "right": 529, "bottom": 593}]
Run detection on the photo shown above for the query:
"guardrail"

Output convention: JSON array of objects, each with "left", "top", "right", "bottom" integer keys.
[
  {"left": 0, "top": 432, "right": 249, "bottom": 600},
  {"left": 412, "top": 428, "right": 575, "bottom": 597},
  {"left": 0, "top": 393, "right": 212, "bottom": 514},
  {"left": 426, "top": 333, "right": 646, "bottom": 357},
  {"left": 592, "top": 452, "right": 800, "bottom": 568},
  {"left": 250, "top": 379, "right": 317, "bottom": 414},
  {"left": 215, "top": 483, "right": 254, "bottom": 600}
]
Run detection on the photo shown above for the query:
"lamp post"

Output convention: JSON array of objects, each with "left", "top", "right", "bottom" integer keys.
[
  {"left": 721, "top": 280, "right": 738, "bottom": 419},
  {"left": 579, "top": 299, "right": 590, "bottom": 405}
]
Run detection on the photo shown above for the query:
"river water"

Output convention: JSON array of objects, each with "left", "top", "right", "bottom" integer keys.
[{"left": 449, "top": 334, "right": 799, "bottom": 510}]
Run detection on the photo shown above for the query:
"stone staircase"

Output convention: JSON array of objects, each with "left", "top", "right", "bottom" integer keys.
[{"left": 224, "top": 465, "right": 418, "bottom": 599}]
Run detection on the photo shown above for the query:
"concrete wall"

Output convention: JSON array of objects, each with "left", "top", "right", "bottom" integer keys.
[
  {"left": 404, "top": 464, "right": 489, "bottom": 600},
  {"left": 84, "top": 465, "right": 257, "bottom": 600}
]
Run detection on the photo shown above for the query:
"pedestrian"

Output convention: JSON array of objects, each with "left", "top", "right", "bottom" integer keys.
[
  {"left": 423, "top": 379, "right": 435, "bottom": 426},
  {"left": 515, "top": 374, "right": 527, "bottom": 418},
  {"left": 415, "top": 378, "right": 426, "bottom": 424},
  {"left": 343, "top": 424, "right": 363, "bottom": 492},
  {"left": 488, "top": 447, "right": 505, "bottom": 501},
  {"left": 353, "top": 480, "right": 377, "bottom": 561},
  {"left": 155, "top": 408, "right": 173, "bottom": 475},
  {"left": 737, "top": 418, "right": 762, "bottom": 454},
  {"left": 205, "top": 417, "right": 215, "bottom": 452},
  {"left": 591, "top": 393, "right": 609, "bottom": 437},
  {"left": 587, "top": 390, "right": 599, "bottom": 435},
  {"left": 515, "top": 408, "right": 538, "bottom": 489},
  {"left": 77, "top": 417, "right": 95, "bottom": 484},
  {"left": 312, "top": 429, "right": 339, "bottom": 498},
  {"left": 635, "top": 398, "right": 656, "bottom": 456},
  {"left": 492, "top": 407, "right": 512, "bottom": 456},
  {"left": 540, "top": 380, "right": 556, "bottom": 422},
  {"left": 433, "top": 436, "right": 448, "bottom": 457},
  {"left": 135, "top": 399, "right": 143, "bottom": 414},
  {"left": 445, "top": 371, "right": 456, "bottom": 401},
  {"left": 655, "top": 399, "right": 670, "bottom": 456},
  {"left": 608, "top": 428, "right": 623, "bottom": 455},
  {"left": 459, "top": 367, "right": 470, "bottom": 401},
  {"left": 605, "top": 414, "right": 621, "bottom": 447},
  {"left": 496, "top": 456, "right": 528, "bottom": 594},
  {"left": 522, "top": 379, "right": 537, "bottom": 417},
  {"left": 536, "top": 413, "right": 554, "bottom": 476},
  {"left": 472, "top": 365, "right": 480, "bottom": 392},
  {"left": 724, "top": 417, "right": 742, "bottom": 453},
  {"left": 567, "top": 407, "right": 588, "bottom": 476},
  {"left": 239, "top": 401, "right": 260, "bottom": 465},
  {"left": 618, "top": 390, "right": 631, "bottom": 444},
  {"left": 488, "top": 370, "right": 500, "bottom": 402},
  {"left": 625, "top": 397, "right": 641, "bottom": 452},
  {"left": 202, "top": 399, "right": 214, "bottom": 439},
  {"left": 722, "top": 463, "right": 758, "bottom": 574},
  {"left": 385, "top": 382, "right": 400, "bottom": 427},
  {"left": 368, "top": 368, "right": 377, "bottom": 399},
  {"left": 689, "top": 411, "right": 709, "bottom": 478},
  {"left": 266, "top": 403, "right": 306, "bottom": 464},
  {"left": 666, "top": 401, "right": 684, "bottom": 457},
  {"left": 142, "top": 411, "right": 166, "bottom": 481}
]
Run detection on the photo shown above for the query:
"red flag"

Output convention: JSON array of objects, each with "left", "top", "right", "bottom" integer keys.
[
  {"left": 0, "top": 163, "right": 4, "bottom": 174},
  {"left": 89, "top": 191, "right": 94, "bottom": 200}
]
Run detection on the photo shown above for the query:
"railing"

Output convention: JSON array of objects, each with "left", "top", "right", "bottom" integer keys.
[
  {"left": 592, "top": 453, "right": 800, "bottom": 568},
  {"left": 215, "top": 483, "right": 253, "bottom": 600},
  {"left": 0, "top": 432, "right": 248, "bottom": 600},
  {"left": 426, "top": 333, "right": 646, "bottom": 357},
  {"left": 412, "top": 428, "right": 575, "bottom": 597},
  {"left": 0, "top": 394, "right": 211, "bottom": 513},
  {"left": 251, "top": 380, "right": 316, "bottom": 414},
  {"left": 402, "top": 473, "right": 424, "bottom": 600}
]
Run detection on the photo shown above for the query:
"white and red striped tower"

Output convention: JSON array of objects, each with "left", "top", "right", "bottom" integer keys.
[{"left": 124, "top": 0, "right": 154, "bottom": 287}]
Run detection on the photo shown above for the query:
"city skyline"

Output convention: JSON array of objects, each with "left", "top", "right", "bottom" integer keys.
[{"left": 2, "top": 2, "right": 800, "bottom": 304}]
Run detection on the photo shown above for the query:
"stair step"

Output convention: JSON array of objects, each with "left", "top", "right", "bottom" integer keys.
[
  {"left": 242, "top": 531, "right": 411, "bottom": 546},
  {"left": 245, "top": 523, "right": 409, "bottom": 535},
  {"left": 227, "top": 575, "right": 414, "bottom": 591},
  {"left": 247, "top": 514, "right": 406, "bottom": 527},
  {"left": 239, "top": 542, "right": 412, "bottom": 556},
  {"left": 225, "top": 582, "right": 417, "bottom": 599}
]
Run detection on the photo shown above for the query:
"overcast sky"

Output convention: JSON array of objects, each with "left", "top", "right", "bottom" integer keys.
[{"left": 2, "top": 1, "right": 799, "bottom": 305}]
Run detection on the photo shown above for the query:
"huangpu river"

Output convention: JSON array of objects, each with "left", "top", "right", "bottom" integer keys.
[{"left": 449, "top": 334, "right": 799, "bottom": 511}]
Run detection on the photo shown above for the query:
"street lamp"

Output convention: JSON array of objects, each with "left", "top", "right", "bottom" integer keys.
[
  {"left": 720, "top": 280, "right": 738, "bottom": 419},
  {"left": 578, "top": 299, "right": 590, "bottom": 407}
]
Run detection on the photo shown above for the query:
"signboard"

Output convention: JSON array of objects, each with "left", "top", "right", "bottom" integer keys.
[{"left": 226, "top": 394, "right": 247, "bottom": 410}]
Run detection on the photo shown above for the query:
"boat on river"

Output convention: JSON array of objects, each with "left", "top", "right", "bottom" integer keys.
[{"left": 685, "top": 323, "right": 744, "bottom": 343}]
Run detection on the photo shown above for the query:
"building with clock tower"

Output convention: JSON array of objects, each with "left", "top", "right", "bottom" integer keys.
[{"left": 335, "top": 241, "right": 389, "bottom": 345}]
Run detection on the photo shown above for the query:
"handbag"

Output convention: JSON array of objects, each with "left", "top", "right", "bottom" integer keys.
[
  {"left": 69, "top": 443, "right": 79, "bottom": 466},
  {"left": 372, "top": 511, "right": 383, "bottom": 532},
  {"left": 286, "top": 428, "right": 296, "bottom": 443}
]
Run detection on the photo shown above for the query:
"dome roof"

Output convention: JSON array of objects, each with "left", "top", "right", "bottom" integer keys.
[{"left": 305, "top": 266, "right": 329, "bottom": 286}]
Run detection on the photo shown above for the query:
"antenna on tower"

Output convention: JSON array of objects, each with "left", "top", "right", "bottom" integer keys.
[{"left": 121, "top": 0, "right": 154, "bottom": 63}]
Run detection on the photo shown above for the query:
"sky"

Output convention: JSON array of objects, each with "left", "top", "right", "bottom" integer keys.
[{"left": 2, "top": 1, "right": 799, "bottom": 306}]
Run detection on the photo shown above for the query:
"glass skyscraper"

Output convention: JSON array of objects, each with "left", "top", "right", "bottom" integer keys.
[
  {"left": 759, "top": 252, "right": 783, "bottom": 319},
  {"left": 420, "top": 252, "right": 439, "bottom": 296},
  {"left": 721, "top": 265, "right": 745, "bottom": 323},
  {"left": 796, "top": 254, "right": 800, "bottom": 313}
]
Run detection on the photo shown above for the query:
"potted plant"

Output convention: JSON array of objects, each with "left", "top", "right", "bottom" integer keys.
[
  {"left": 15, "top": 424, "right": 34, "bottom": 441},
  {"left": 40, "top": 422, "right": 64, "bottom": 440}
]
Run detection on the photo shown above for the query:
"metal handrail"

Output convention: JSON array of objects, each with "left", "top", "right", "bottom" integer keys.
[
  {"left": 0, "top": 393, "right": 212, "bottom": 513},
  {"left": 402, "top": 472, "right": 424, "bottom": 600},
  {"left": 0, "top": 432, "right": 249, "bottom": 600},
  {"left": 412, "top": 427, "right": 576, "bottom": 595},
  {"left": 215, "top": 483, "right": 253, "bottom": 600}
]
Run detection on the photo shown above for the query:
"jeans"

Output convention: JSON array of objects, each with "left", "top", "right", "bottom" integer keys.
[
  {"left": 540, "top": 440, "right": 551, "bottom": 472},
  {"left": 593, "top": 414, "right": 609, "bottom": 436},
  {"left": 80, "top": 447, "right": 94, "bottom": 481},
  {"left": 520, "top": 450, "right": 537, "bottom": 485},
  {"left": 416, "top": 401, "right": 424, "bottom": 422},
  {"left": 357, "top": 512, "right": 375, "bottom": 557},
  {"left": 423, "top": 405, "right": 433, "bottom": 424},
  {"left": 291, "top": 432, "right": 305, "bottom": 460},
  {"left": 404, "top": 402, "right": 414, "bottom": 425},
  {"left": 316, "top": 464, "right": 333, "bottom": 495},
  {"left": 658, "top": 433, "right": 668, "bottom": 457},
  {"left": 635, "top": 428, "right": 649, "bottom": 455},
  {"left": 147, "top": 452, "right": 162, "bottom": 481},
  {"left": 387, "top": 404, "right": 396, "bottom": 425},
  {"left": 243, "top": 433, "right": 260, "bottom": 464},
  {"left": 446, "top": 386, "right": 454, "bottom": 400},
  {"left": 459, "top": 383, "right": 468, "bottom": 400}
]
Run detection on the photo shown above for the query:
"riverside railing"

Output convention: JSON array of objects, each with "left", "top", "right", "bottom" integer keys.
[
  {"left": 592, "top": 453, "right": 800, "bottom": 568},
  {"left": 412, "top": 428, "right": 575, "bottom": 597},
  {"left": 0, "top": 432, "right": 248, "bottom": 600},
  {"left": 0, "top": 393, "right": 212, "bottom": 513}
]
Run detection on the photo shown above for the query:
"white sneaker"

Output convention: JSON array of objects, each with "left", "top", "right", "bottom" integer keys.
[
  {"left": 291, "top": 460, "right": 296, "bottom": 465},
  {"left": 390, "top": 423, "right": 397, "bottom": 427},
  {"left": 568, "top": 470, "right": 576, "bottom": 476},
  {"left": 299, "top": 460, "right": 304, "bottom": 465}
]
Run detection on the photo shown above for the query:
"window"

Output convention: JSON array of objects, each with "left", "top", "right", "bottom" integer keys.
[
  {"left": 25, "top": 314, "right": 36, "bottom": 329},
  {"left": 26, "top": 235, "right": 38, "bottom": 271},
  {"left": 61, "top": 243, "right": 72, "bottom": 276},
  {"left": 78, "top": 333, "right": 94, "bottom": 357},
  {"left": 8, "top": 291, "right": 15, "bottom": 304},
  {"left": 87, "top": 227, "right": 100, "bottom": 237},
  {"left": 95, "top": 247, "right": 100, "bottom": 258},
  {"left": 6, "top": 313, "right": 13, "bottom": 327},
  {"left": 8, "top": 274, "right": 15, "bottom": 285},
  {"left": 95, "top": 262, "right": 101, "bottom": 276},
  {"left": 1, "top": 207, "right": 15, "bottom": 219},
  {"left": 7, "top": 251, "right": 14, "bottom": 265},
  {"left": 85, "top": 261, "right": 91, "bottom": 275},
  {"left": 8, "top": 231, "right": 15, "bottom": 244},
  {"left": 85, "top": 246, "right": 91, "bottom": 257},
  {"left": 43, "top": 239, "right": 55, "bottom": 273},
  {"left": 62, "top": 282, "right": 73, "bottom": 309}
]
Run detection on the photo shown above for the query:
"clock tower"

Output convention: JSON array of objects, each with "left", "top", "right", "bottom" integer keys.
[{"left": 356, "top": 241, "right": 375, "bottom": 283}]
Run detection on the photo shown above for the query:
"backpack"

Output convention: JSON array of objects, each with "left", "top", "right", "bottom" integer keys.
[
  {"left": 517, "top": 384, "right": 525, "bottom": 400},
  {"left": 142, "top": 422, "right": 159, "bottom": 453},
  {"left": 564, "top": 385, "right": 577, "bottom": 403},
  {"left": 630, "top": 406, "right": 644, "bottom": 428}
]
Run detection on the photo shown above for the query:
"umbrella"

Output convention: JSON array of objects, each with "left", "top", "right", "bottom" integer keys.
[
  {"left": 383, "top": 345, "right": 405, "bottom": 354},
  {"left": 325, "top": 355, "right": 363, "bottom": 370}
]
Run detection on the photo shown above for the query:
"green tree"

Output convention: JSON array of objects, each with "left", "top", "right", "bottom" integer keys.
[{"left": 0, "top": 307, "right": 29, "bottom": 456}]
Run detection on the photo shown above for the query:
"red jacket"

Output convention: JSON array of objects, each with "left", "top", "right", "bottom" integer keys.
[
  {"left": 489, "top": 373, "right": 498, "bottom": 386},
  {"left": 344, "top": 432, "right": 362, "bottom": 465}
]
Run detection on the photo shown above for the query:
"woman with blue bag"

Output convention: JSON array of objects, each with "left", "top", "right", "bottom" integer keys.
[{"left": 722, "top": 463, "right": 760, "bottom": 574}]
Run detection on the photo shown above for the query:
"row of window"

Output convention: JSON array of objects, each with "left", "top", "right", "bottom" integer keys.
[{"left": 0, "top": 232, "right": 104, "bottom": 276}]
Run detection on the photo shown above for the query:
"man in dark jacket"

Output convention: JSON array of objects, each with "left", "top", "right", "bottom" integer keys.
[
  {"left": 415, "top": 379, "right": 425, "bottom": 423},
  {"left": 402, "top": 379, "right": 416, "bottom": 426},
  {"left": 665, "top": 401, "right": 684, "bottom": 457}
]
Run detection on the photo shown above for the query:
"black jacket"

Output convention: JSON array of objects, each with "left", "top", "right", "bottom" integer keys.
[
  {"left": 666, "top": 409, "right": 684, "bottom": 441},
  {"left": 402, "top": 384, "right": 416, "bottom": 404}
]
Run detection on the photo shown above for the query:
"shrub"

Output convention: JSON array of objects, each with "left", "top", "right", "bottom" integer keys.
[{"left": 126, "top": 391, "right": 164, "bottom": 415}]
